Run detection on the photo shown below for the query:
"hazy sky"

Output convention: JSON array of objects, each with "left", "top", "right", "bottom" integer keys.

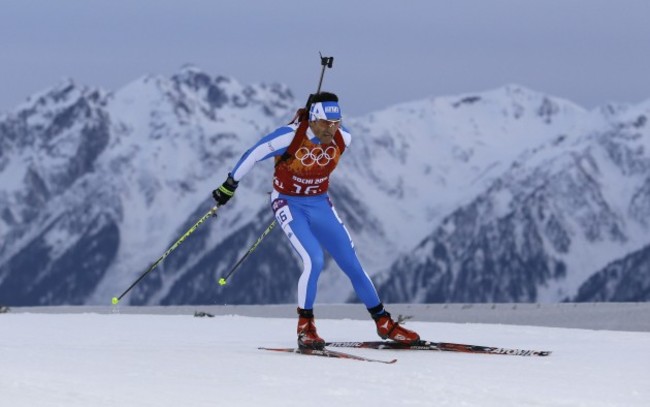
[{"left": 1, "top": 0, "right": 649, "bottom": 116}]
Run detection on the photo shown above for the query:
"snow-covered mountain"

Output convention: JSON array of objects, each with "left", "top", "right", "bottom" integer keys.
[
  {"left": 375, "top": 98, "right": 650, "bottom": 302},
  {"left": 0, "top": 66, "right": 298, "bottom": 305},
  {"left": 1, "top": 67, "right": 649, "bottom": 305},
  {"left": 574, "top": 242, "right": 650, "bottom": 302}
]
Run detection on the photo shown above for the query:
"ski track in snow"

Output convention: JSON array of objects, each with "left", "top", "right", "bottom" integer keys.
[{"left": 1, "top": 313, "right": 649, "bottom": 407}]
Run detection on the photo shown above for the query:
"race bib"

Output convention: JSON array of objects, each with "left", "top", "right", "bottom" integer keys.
[{"left": 272, "top": 199, "right": 293, "bottom": 227}]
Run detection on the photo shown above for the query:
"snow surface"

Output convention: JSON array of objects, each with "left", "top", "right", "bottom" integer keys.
[{"left": 1, "top": 312, "right": 649, "bottom": 407}]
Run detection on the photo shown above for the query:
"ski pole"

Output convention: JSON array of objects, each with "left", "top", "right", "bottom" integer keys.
[
  {"left": 112, "top": 206, "right": 219, "bottom": 305},
  {"left": 218, "top": 219, "right": 277, "bottom": 286}
]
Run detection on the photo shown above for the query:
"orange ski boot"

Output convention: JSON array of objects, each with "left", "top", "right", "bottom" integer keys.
[
  {"left": 297, "top": 308, "right": 325, "bottom": 350},
  {"left": 374, "top": 312, "right": 420, "bottom": 344}
]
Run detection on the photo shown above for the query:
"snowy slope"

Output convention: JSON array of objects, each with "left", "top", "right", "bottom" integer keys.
[
  {"left": 575, "top": 242, "right": 650, "bottom": 301},
  {"left": 341, "top": 85, "right": 595, "bottom": 251},
  {"left": 1, "top": 312, "right": 649, "bottom": 407},
  {"left": 1, "top": 68, "right": 650, "bottom": 306},
  {"left": 0, "top": 66, "right": 296, "bottom": 305},
  {"left": 90, "top": 68, "right": 295, "bottom": 304},
  {"left": 376, "top": 98, "right": 650, "bottom": 303},
  {"left": 312, "top": 86, "right": 617, "bottom": 302}
]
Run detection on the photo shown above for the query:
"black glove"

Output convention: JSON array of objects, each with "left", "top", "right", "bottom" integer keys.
[{"left": 212, "top": 174, "right": 239, "bottom": 206}]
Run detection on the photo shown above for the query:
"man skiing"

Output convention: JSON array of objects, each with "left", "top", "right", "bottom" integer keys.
[{"left": 212, "top": 92, "right": 420, "bottom": 350}]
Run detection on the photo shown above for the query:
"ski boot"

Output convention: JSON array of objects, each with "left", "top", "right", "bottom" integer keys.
[
  {"left": 297, "top": 308, "right": 325, "bottom": 350},
  {"left": 374, "top": 312, "right": 420, "bottom": 344}
]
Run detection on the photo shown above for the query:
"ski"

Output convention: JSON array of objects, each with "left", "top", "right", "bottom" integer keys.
[
  {"left": 259, "top": 347, "right": 397, "bottom": 364},
  {"left": 324, "top": 340, "right": 551, "bottom": 357}
]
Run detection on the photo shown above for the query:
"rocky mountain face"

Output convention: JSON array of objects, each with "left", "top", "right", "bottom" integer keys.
[
  {"left": 573, "top": 243, "right": 650, "bottom": 302},
  {"left": 0, "top": 67, "right": 298, "bottom": 305},
  {"left": 376, "top": 101, "right": 650, "bottom": 302},
  {"left": 1, "top": 68, "right": 648, "bottom": 306}
]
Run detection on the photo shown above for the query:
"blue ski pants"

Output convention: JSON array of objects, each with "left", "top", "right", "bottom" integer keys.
[{"left": 270, "top": 191, "right": 381, "bottom": 310}]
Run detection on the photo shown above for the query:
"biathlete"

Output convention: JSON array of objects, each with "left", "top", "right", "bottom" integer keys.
[{"left": 212, "top": 92, "right": 420, "bottom": 349}]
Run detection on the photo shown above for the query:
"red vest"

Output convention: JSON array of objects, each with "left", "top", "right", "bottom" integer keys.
[{"left": 273, "top": 121, "right": 346, "bottom": 196}]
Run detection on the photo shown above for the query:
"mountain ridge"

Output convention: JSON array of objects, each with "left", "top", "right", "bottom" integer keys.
[{"left": 1, "top": 67, "right": 649, "bottom": 305}]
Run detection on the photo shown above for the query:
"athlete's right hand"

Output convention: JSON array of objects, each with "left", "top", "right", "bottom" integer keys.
[{"left": 212, "top": 174, "right": 239, "bottom": 206}]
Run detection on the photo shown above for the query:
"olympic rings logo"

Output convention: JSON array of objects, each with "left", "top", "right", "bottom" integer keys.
[{"left": 295, "top": 146, "right": 337, "bottom": 167}]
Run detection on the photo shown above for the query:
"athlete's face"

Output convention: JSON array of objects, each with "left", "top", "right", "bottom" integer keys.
[{"left": 309, "top": 119, "right": 341, "bottom": 144}]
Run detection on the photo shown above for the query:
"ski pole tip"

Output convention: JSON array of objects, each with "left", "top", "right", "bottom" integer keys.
[
  {"left": 218, "top": 278, "right": 227, "bottom": 286},
  {"left": 111, "top": 297, "right": 119, "bottom": 305}
]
